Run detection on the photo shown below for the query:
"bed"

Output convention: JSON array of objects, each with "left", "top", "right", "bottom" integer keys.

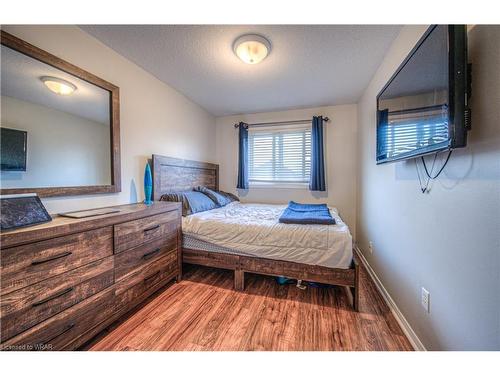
[{"left": 152, "top": 154, "right": 359, "bottom": 310}]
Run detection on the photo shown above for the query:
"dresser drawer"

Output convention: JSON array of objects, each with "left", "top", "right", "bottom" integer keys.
[
  {"left": 114, "top": 211, "right": 180, "bottom": 253},
  {"left": 115, "top": 252, "right": 178, "bottom": 312},
  {"left": 0, "top": 288, "right": 115, "bottom": 351},
  {"left": 1, "top": 257, "right": 114, "bottom": 342},
  {"left": 1, "top": 226, "right": 113, "bottom": 296},
  {"left": 115, "top": 235, "right": 177, "bottom": 281}
]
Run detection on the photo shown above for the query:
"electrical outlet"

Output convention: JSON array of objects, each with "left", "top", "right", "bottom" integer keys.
[
  {"left": 421, "top": 287, "right": 430, "bottom": 313},
  {"left": 368, "top": 241, "right": 374, "bottom": 254}
]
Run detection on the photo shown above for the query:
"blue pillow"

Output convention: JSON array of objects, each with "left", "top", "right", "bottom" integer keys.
[
  {"left": 218, "top": 190, "right": 239, "bottom": 203},
  {"left": 160, "top": 192, "right": 191, "bottom": 216},
  {"left": 183, "top": 191, "right": 218, "bottom": 214},
  {"left": 194, "top": 186, "right": 232, "bottom": 207},
  {"left": 160, "top": 191, "right": 217, "bottom": 216}
]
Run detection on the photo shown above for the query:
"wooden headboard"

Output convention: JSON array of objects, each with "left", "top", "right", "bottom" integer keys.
[{"left": 152, "top": 154, "right": 219, "bottom": 201}]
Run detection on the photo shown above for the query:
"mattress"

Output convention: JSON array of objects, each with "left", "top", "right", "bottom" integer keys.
[{"left": 182, "top": 202, "right": 352, "bottom": 269}]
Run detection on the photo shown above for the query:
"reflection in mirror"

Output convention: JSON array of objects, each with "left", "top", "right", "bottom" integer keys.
[
  {"left": 1, "top": 44, "right": 111, "bottom": 189},
  {"left": 378, "top": 25, "right": 449, "bottom": 161}
]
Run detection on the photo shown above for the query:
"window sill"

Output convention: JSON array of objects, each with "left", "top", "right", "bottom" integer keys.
[{"left": 248, "top": 182, "right": 309, "bottom": 190}]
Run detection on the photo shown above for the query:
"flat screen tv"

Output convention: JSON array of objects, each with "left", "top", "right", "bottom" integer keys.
[
  {"left": 1, "top": 128, "right": 27, "bottom": 171},
  {"left": 376, "top": 25, "right": 471, "bottom": 164}
]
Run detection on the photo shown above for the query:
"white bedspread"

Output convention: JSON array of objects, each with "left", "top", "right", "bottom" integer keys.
[{"left": 181, "top": 202, "right": 353, "bottom": 269}]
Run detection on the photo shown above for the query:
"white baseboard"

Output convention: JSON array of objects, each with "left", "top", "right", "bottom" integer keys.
[{"left": 354, "top": 246, "right": 427, "bottom": 351}]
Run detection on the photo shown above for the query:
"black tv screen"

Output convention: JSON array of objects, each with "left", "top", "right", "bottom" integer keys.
[
  {"left": 376, "top": 25, "right": 470, "bottom": 164},
  {"left": 1, "top": 128, "right": 27, "bottom": 171}
]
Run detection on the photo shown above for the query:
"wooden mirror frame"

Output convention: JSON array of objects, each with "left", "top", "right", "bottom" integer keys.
[{"left": 0, "top": 30, "right": 121, "bottom": 197}]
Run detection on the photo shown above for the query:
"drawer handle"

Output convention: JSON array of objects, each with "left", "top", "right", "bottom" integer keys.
[
  {"left": 31, "top": 251, "right": 72, "bottom": 266},
  {"left": 143, "top": 225, "right": 160, "bottom": 233},
  {"left": 32, "top": 287, "right": 74, "bottom": 307},
  {"left": 144, "top": 271, "right": 161, "bottom": 283},
  {"left": 36, "top": 322, "right": 75, "bottom": 348},
  {"left": 142, "top": 248, "right": 161, "bottom": 260}
]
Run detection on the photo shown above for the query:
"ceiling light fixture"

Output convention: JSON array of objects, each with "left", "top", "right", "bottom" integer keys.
[
  {"left": 233, "top": 34, "right": 271, "bottom": 65},
  {"left": 41, "top": 76, "right": 77, "bottom": 95}
]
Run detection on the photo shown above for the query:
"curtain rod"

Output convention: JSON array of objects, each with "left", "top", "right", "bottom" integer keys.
[{"left": 233, "top": 117, "right": 330, "bottom": 129}]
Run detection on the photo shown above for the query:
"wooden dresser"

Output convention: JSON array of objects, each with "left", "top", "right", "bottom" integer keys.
[{"left": 0, "top": 202, "right": 181, "bottom": 351}]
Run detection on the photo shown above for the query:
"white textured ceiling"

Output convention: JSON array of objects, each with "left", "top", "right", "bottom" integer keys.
[
  {"left": 1, "top": 45, "right": 110, "bottom": 124},
  {"left": 81, "top": 25, "right": 402, "bottom": 116}
]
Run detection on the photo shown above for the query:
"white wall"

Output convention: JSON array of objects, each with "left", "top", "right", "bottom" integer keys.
[
  {"left": 1, "top": 96, "right": 111, "bottom": 188},
  {"left": 2, "top": 25, "right": 216, "bottom": 213},
  {"left": 356, "top": 25, "right": 500, "bottom": 350},
  {"left": 216, "top": 105, "right": 358, "bottom": 235}
]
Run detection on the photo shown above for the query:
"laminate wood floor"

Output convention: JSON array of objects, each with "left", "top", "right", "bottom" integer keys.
[{"left": 85, "top": 263, "right": 413, "bottom": 351}]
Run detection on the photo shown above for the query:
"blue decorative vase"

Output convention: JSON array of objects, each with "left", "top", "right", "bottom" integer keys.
[{"left": 144, "top": 163, "right": 153, "bottom": 205}]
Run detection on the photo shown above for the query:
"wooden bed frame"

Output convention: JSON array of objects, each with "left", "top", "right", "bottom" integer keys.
[{"left": 152, "top": 154, "right": 359, "bottom": 311}]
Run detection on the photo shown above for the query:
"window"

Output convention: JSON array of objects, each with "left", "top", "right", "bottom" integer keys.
[{"left": 248, "top": 125, "right": 311, "bottom": 184}]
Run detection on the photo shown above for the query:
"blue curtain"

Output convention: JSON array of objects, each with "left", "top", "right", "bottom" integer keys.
[
  {"left": 309, "top": 116, "right": 326, "bottom": 191},
  {"left": 237, "top": 122, "right": 249, "bottom": 189},
  {"left": 376, "top": 109, "right": 389, "bottom": 160}
]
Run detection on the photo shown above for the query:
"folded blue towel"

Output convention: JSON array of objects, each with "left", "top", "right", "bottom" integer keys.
[
  {"left": 279, "top": 201, "right": 336, "bottom": 225},
  {"left": 287, "top": 201, "right": 329, "bottom": 211}
]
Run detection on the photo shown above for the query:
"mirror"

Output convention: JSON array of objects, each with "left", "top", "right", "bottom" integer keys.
[{"left": 0, "top": 31, "right": 120, "bottom": 197}]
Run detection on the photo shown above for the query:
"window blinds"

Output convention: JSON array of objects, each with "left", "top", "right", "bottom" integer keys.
[
  {"left": 377, "top": 105, "right": 449, "bottom": 160},
  {"left": 248, "top": 125, "right": 311, "bottom": 183}
]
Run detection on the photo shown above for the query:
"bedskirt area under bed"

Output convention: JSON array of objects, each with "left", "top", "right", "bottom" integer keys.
[
  {"left": 181, "top": 234, "right": 360, "bottom": 311},
  {"left": 183, "top": 234, "right": 255, "bottom": 258}
]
